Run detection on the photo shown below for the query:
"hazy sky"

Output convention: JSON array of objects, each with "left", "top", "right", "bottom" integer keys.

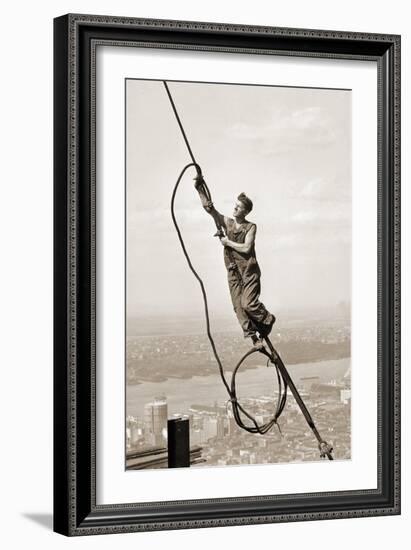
[{"left": 126, "top": 79, "right": 351, "bottom": 319}]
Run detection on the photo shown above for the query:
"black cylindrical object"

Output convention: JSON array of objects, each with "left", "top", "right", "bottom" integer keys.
[{"left": 167, "top": 417, "right": 190, "bottom": 468}]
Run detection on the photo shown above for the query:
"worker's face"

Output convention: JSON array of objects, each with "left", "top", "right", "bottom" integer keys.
[{"left": 233, "top": 200, "right": 247, "bottom": 218}]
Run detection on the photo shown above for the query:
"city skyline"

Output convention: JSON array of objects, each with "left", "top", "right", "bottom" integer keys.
[
  {"left": 126, "top": 367, "right": 351, "bottom": 468},
  {"left": 126, "top": 308, "right": 351, "bottom": 468}
]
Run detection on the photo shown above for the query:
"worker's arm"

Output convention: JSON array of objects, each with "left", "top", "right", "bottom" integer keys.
[
  {"left": 195, "top": 175, "right": 226, "bottom": 229},
  {"left": 220, "top": 224, "right": 256, "bottom": 254}
]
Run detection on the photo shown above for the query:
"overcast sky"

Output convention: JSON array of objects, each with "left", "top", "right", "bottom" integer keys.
[{"left": 126, "top": 79, "right": 351, "bottom": 320}]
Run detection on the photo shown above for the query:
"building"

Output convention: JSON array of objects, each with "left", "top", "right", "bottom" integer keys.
[{"left": 144, "top": 396, "right": 168, "bottom": 446}]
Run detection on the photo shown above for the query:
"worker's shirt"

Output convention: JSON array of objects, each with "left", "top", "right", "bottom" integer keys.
[{"left": 223, "top": 218, "right": 261, "bottom": 280}]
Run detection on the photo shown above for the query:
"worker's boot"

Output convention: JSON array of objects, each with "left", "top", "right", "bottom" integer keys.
[{"left": 260, "top": 314, "right": 276, "bottom": 337}]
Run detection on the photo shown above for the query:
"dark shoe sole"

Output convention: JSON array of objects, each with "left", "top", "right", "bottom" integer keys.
[{"left": 259, "top": 314, "right": 276, "bottom": 337}]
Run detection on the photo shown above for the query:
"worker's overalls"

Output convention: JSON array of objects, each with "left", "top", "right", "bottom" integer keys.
[{"left": 224, "top": 218, "right": 274, "bottom": 339}]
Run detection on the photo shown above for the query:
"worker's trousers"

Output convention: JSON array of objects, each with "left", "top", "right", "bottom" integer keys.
[{"left": 227, "top": 270, "right": 274, "bottom": 338}]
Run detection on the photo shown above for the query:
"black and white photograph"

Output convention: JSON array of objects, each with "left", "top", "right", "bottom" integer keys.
[
  {"left": 0, "top": 0, "right": 405, "bottom": 543},
  {"left": 125, "top": 79, "right": 352, "bottom": 470}
]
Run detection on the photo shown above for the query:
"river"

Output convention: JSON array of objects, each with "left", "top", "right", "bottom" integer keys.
[{"left": 126, "top": 357, "right": 350, "bottom": 418}]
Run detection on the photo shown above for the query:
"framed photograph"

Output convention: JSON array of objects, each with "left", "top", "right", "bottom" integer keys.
[{"left": 53, "top": 14, "right": 400, "bottom": 536}]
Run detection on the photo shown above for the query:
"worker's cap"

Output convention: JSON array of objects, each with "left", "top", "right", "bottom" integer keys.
[{"left": 237, "top": 193, "right": 253, "bottom": 214}]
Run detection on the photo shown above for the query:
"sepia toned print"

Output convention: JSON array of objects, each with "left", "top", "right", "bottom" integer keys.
[{"left": 125, "top": 79, "right": 351, "bottom": 470}]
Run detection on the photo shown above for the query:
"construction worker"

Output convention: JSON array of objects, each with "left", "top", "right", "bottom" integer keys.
[{"left": 194, "top": 174, "right": 275, "bottom": 347}]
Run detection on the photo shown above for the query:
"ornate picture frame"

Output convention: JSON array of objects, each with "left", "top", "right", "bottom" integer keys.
[{"left": 53, "top": 14, "right": 400, "bottom": 536}]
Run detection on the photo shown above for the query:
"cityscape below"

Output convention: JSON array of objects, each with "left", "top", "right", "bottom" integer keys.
[{"left": 126, "top": 313, "right": 351, "bottom": 468}]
